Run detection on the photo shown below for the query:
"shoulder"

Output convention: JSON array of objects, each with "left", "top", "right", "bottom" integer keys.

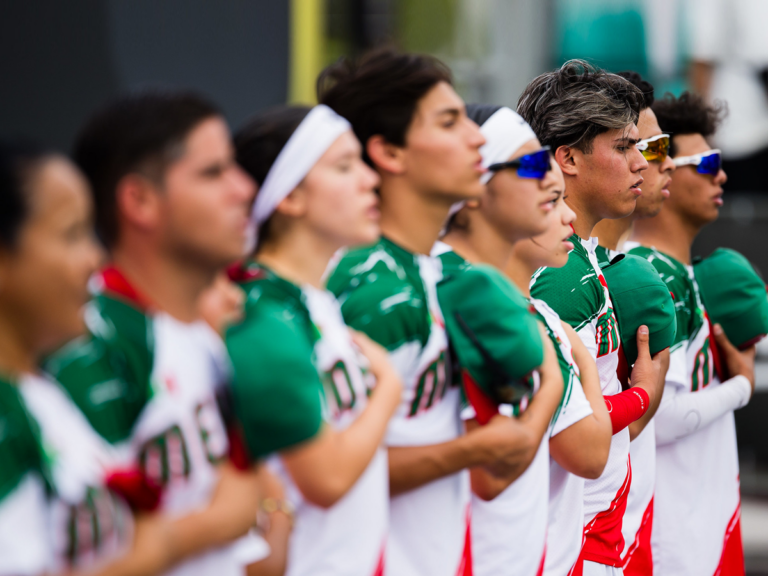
[
  {"left": 225, "top": 294, "right": 323, "bottom": 461},
  {"left": 327, "top": 240, "right": 428, "bottom": 350},
  {"left": 531, "top": 246, "right": 604, "bottom": 331},
  {"left": 43, "top": 293, "right": 154, "bottom": 445},
  {"left": 0, "top": 381, "right": 45, "bottom": 502}
]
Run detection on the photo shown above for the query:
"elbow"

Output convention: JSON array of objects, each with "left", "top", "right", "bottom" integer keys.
[
  {"left": 297, "top": 478, "right": 348, "bottom": 509},
  {"left": 578, "top": 451, "right": 609, "bottom": 480}
]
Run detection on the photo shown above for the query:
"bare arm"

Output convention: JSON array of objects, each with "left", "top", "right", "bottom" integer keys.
[
  {"left": 247, "top": 467, "right": 291, "bottom": 576},
  {"left": 624, "top": 327, "right": 669, "bottom": 439},
  {"left": 281, "top": 331, "right": 401, "bottom": 508},
  {"left": 549, "top": 322, "right": 612, "bottom": 480}
]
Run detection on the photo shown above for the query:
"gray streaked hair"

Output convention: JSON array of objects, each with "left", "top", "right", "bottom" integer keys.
[{"left": 517, "top": 60, "right": 643, "bottom": 154}]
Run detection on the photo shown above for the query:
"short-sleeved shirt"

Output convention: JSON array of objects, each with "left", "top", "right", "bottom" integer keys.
[
  {"left": 46, "top": 267, "right": 263, "bottom": 576},
  {"left": 531, "top": 235, "right": 631, "bottom": 568},
  {"left": 328, "top": 238, "right": 466, "bottom": 576},
  {"left": 0, "top": 373, "right": 132, "bottom": 575},
  {"left": 226, "top": 263, "right": 387, "bottom": 576},
  {"left": 626, "top": 244, "right": 741, "bottom": 576}
]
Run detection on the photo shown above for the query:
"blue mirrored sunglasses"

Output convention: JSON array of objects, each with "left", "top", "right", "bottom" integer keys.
[
  {"left": 488, "top": 146, "right": 552, "bottom": 179},
  {"left": 672, "top": 149, "right": 722, "bottom": 176}
]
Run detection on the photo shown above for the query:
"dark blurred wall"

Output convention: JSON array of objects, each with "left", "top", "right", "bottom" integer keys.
[{"left": 0, "top": 0, "right": 288, "bottom": 153}]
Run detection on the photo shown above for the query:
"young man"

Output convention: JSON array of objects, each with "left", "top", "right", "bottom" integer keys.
[
  {"left": 518, "top": 61, "right": 668, "bottom": 576},
  {"left": 628, "top": 91, "right": 756, "bottom": 576},
  {"left": 45, "top": 91, "right": 266, "bottom": 576},
  {"left": 319, "top": 49, "right": 552, "bottom": 576},
  {"left": 592, "top": 71, "right": 677, "bottom": 575}
]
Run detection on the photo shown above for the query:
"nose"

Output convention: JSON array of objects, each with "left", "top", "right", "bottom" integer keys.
[
  {"left": 661, "top": 155, "right": 676, "bottom": 174},
  {"left": 361, "top": 161, "right": 380, "bottom": 190},
  {"left": 634, "top": 147, "right": 649, "bottom": 172},
  {"left": 714, "top": 168, "right": 728, "bottom": 186},
  {"left": 465, "top": 117, "right": 486, "bottom": 149},
  {"left": 230, "top": 165, "right": 257, "bottom": 203},
  {"left": 562, "top": 203, "right": 577, "bottom": 226}
]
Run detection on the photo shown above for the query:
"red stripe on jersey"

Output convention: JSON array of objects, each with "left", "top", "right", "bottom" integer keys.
[
  {"left": 457, "top": 504, "right": 473, "bottom": 576},
  {"left": 623, "top": 497, "right": 654, "bottom": 575},
  {"left": 372, "top": 543, "right": 385, "bottom": 576},
  {"left": 536, "top": 544, "right": 546, "bottom": 576},
  {"left": 462, "top": 371, "right": 499, "bottom": 426},
  {"left": 714, "top": 504, "right": 745, "bottom": 576},
  {"left": 705, "top": 311, "right": 726, "bottom": 382},
  {"left": 580, "top": 456, "right": 632, "bottom": 567},
  {"left": 100, "top": 266, "right": 152, "bottom": 309}
]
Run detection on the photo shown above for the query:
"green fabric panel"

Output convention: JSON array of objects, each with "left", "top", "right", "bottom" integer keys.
[
  {"left": 437, "top": 261, "right": 543, "bottom": 401},
  {"left": 328, "top": 238, "right": 431, "bottom": 351},
  {"left": 0, "top": 377, "right": 45, "bottom": 501},
  {"left": 530, "top": 235, "right": 605, "bottom": 332},
  {"left": 531, "top": 307, "right": 573, "bottom": 425},
  {"left": 595, "top": 245, "right": 612, "bottom": 268},
  {"left": 44, "top": 294, "right": 154, "bottom": 444},
  {"left": 226, "top": 271, "right": 324, "bottom": 461},
  {"left": 627, "top": 246, "right": 695, "bottom": 348},
  {"left": 694, "top": 248, "right": 768, "bottom": 348}
]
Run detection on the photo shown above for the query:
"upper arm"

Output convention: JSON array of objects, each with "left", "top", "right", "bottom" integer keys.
[{"left": 226, "top": 310, "right": 324, "bottom": 461}]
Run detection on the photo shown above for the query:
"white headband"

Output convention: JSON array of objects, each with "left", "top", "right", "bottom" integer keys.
[
  {"left": 479, "top": 107, "right": 538, "bottom": 184},
  {"left": 442, "top": 107, "right": 538, "bottom": 231},
  {"left": 248, "top": 104, "right": 351, "bottom": 246}
]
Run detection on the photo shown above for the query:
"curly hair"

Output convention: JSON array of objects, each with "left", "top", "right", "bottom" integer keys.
[
  {"left": 617, "top": 71, "right": 654, "bottom": 110},
  {"left": 317, "top": 47, "right": 452, "bottom": 165},
  {"left": 517, "top": 60, "right": 643, "bottom": 154},
  {"left": 651, "top": 92, "right": 727, "bottom": 156}
]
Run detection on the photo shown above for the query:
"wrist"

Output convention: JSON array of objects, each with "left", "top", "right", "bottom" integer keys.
[{"left": 255, "top": 497, "right": 295, "bottom": 535}]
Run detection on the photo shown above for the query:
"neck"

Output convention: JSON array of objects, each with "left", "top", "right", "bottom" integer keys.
[
  {"left": 442, "top": 218, "right": 515, "bottom": 271},
  {"left": 111, "top": 240, "right": 215, "bottom": 323},
  {"left": 630, "top": 209, "right": 698, "bottom": 265},
  {"left": 257, "top": 228, "right": 336, "bottom": 289},
  {"left": 0, "top": 313, "right": 36, "bottom": 376},
  {"left": 505, "top": 251, "right": 537, "bottom": 298},
  {"left": 378, "top": 177, "right": 453, "bottom": 255},
  {"left": 592, "top": 216, "right": 633, "bottom": 251},
  {"left": 565, "top": 184, "right": 601, "bottom": 239}
]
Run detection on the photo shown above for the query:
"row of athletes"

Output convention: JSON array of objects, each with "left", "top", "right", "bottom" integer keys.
[{"left": 1, "top": 49, "right": 765, "bottom": 576}]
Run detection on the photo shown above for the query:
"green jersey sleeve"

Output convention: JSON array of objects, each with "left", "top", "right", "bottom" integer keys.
[
  {"left": 328, "top": 246, "right": 430, "bottom": 351},
  {"left": 43, "top": 295, "right": 154, "bottom": 445},
  {"left": 226, "top": 303, "right": 324, "bottom": 461},
  {"left": 530, "top": 251, "right": 604, "bottom": 332},
  {"left": 0, "top": 379, "right": 46, "bottom": 501}
]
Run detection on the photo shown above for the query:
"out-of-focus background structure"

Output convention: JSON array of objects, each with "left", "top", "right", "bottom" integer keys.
[{"left": 2, "top": 0, "right": 767, "bottom": 571}]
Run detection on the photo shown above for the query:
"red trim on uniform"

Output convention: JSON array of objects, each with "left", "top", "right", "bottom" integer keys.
[
  {"left": 616, "top": 341, "right": 630, "bottom": 391},
  {"left": 462, "top": 370, "right": 499, "bottom": 426},
  {"left": 372, "top": 543, "right": 386, "bottom": 576},
  {"left": 580, "top": 456, "right": 632, "bottom": 567},
  {"left": 457, "top": 504, "right": 473, "bottom": 576},
  {"left": 714, "top": 505, "right": 745, "bottom": 576},
  {"left": 705, "top": 311, "right": 727, "bottom": 382},
  {"left": 623, "top": 496, "right": 654, "bottom": 575},
  {"left": 105, "top": 467, "right": 162, "bottom": 511},
  {"left": 100, "top": 266, "right": 153, "bottom": 309},
  {"left": 226, "top": 261, "right": 265, "bottom": 283},
  {"left": 536, "top": 544, "right": 547, "bottom": 576}
]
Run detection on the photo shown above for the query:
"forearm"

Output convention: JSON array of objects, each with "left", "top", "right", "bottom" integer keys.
[
  {"left": 655, "top": 376, "right": 751, "bottom": 445},
  {"left": 247, "top": 513, "right": 291, "bottom": 576}
]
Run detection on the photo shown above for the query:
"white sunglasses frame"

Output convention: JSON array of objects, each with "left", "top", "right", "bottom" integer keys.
[
  {"left": 672, "top": 148, "right": 721, "bottom": 168},
  {"left": 636, "top": 133, "right": 670, "bottom": 152}
]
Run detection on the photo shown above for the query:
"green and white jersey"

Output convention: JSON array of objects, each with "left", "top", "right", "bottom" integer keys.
[
  {"left": 46, "top": 267, "right": 264, "bottom": 576},
  {"left": 329, "top": 238, "right": 466, "bottom": 576},
  {"left": 531, "top": 235, "right": 630, "bottom": 567},
  {"left": 0, "top": 373, "right": 131, "bottom": 575},
  {"left": 226, "top": 263, "right": 387, "bottom": 576}
]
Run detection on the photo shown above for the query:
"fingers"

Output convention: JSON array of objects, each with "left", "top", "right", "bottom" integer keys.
[
  {"left": 712, "top": 323, "right": 738, "bottom": 355},
  {"left": 635, "top": 325, "right": 650, "bottom": 359}
]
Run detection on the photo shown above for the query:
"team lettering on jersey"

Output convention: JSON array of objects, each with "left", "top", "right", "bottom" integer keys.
[
  {"left": 596, "top": 308, "right": 620, "bottom": 358},
  {"left": 408, "top": 350, "right": 448, "bottom": 417},
  {"left": 691, "top": 333, "right": 713, "bottom": 392},
  {"left": 322, "top": 359, "right": 358, "bottom": 417},
  {"left": 61, "top": 486, "right": 125, "bottom": 567}
]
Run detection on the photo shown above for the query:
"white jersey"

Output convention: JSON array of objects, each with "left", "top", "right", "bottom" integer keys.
[
  {"left": 534, "top": 299, "right": 595, "bottom": 576},
  {"left": 277, "top": 285, "right": 388, "bottom": 576},
  {"left": 0, "top": 374, "right": 132, "bottom": 575}
]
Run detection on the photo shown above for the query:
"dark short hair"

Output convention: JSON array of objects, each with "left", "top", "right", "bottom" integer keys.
[
  {"left": 73, "top": 90, "right": 221, "bottom": 248},
  {"left": 617, "top": 71, "right": 655, "bottom": 109},
  {"left": 652, "top": 92, "right": 727, "bottom": 156},
  {"left": 317, "top": 47, "right": 452, "bottom": 165},
  {"left": 234, "top": 105, "right": 311, "bottom": 250},
  {"left": 0, "top": 139, "right": 51, "bottom": 248},
  {"left": 517, "top": 60, "right": 643, "bottom": 153},
  {"left": 466, "top": 103, "right": 504, "bottom": 128}
]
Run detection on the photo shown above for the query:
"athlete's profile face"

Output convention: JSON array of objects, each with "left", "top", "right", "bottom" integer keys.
[
  {"left": 401, "top": 81, "right": 486, "bottom": 202},
  {"left": 567, "top": 124, "right": 648, "bottom": 220},
  {"left": 512, "top": 185, "right": 576, "bottom": 270},
  {"left": 633, "top": 108, "right": 675, "bottom": 219},
  {"left": 290, "top": 129, "right": 381, "bottom": 249},
  {"left": 483, "top": 139, "right": 562, "bottom": 242},
  {"left": 161, "top": 116, "right": 255, "bottom": 269},
  {"left": 0, "top": 157, "right": 102, "bottom": 355},
  {"left": 666, "top": 133, "right": 727, "bottom": 227}
]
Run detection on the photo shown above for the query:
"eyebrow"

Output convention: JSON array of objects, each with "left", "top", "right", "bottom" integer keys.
[
  {"left": 436, "top": 107, "right": 461, "bottom": 118},
  {"left": 614, "top": 137, "right": 640, "bottom": 146}
]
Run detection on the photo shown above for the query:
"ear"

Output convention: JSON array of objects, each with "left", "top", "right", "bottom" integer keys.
[
  {"left": 274, "top": 186, "right": 309, "bottom": 219},
  {"left": 555, "top": 145, "right": 578, "bottom": 177},
  {"left": 366, "top": 135, "right": 406, "bottom": 176},
  {"left": 115, "top": 174, "right": 163, "bottom": 233}
]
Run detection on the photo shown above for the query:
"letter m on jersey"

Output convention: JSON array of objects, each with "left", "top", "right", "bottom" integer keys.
[{"left": 596, "top": 308, "right": 620, "bottom": 358}]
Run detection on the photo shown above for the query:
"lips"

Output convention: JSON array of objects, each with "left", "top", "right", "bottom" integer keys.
[
  {"left": 630, "top": 178, "right": 644, "bottom": 195},
  {"left": 713, "top": 192, "right": 724, "bottom": 207}
]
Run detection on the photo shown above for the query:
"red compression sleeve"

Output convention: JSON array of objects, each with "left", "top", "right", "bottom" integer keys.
[{"left": 604, "top": 388, "right": 650, "bottom": 435}]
